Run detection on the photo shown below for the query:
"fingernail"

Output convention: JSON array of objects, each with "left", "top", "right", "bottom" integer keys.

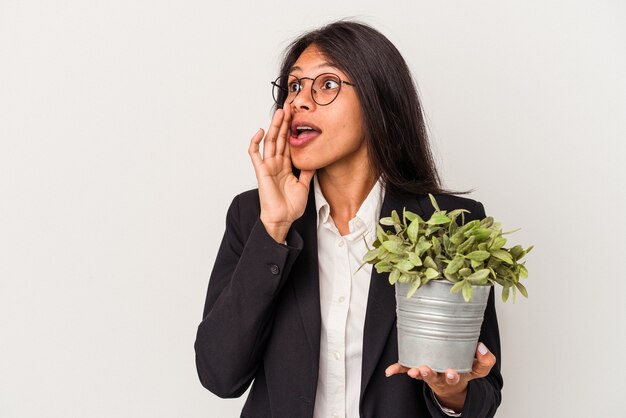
[
  {"left": 385, "top": 371, "right": 391, "bottom": 377},
  {"left": 478, "top": 342, "right": 488, "bottom": 355},
  {"left": 446, "top": 372, "right": 455, "bottom": 380},
  {"left": 420, "top": 370, "right": 428, "bottom": 378}
]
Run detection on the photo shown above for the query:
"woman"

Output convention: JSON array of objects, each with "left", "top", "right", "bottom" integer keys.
[{"left": 195, "top": 21, "right": 502, "bottom": 418}]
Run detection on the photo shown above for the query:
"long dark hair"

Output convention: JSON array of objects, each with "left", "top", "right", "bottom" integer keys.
[{"left": 276, "top": 20, "right": 471, "bottom": 197}]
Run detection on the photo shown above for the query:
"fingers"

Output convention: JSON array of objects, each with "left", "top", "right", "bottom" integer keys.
[
  {"left": 275, "top": 105, "right": 291, "bottom": 156},
  {"left": 298, "top": 169, "right": 316, "bottom": 188},
  {"left": 385, "top": 363, "right": 410, "bottom": 377},
  {"left": 470, "top": 342, "right": 496, "bottom": 379},
  {"left": 263, "top": 108, "right": 284, "bottom": 159},
  {"left": 248, "top": 128, "right": 265, "bottom": 169}
]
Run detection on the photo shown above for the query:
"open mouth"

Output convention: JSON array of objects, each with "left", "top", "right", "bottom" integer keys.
[
  {"left": 290, "top": 123, "right": 321, "bottom": 146},
  {"left": 294, "top": 126, "right": 320, "bottom": 139}
]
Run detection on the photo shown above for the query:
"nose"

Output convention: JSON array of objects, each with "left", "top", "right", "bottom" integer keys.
[{"left": 291, "top": 78, "right": 316, "bottom": 111}]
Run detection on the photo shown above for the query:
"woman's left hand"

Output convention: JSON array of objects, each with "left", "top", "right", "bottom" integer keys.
[{"left": 384, "top": 342, "right": 496, "bottom": 411}]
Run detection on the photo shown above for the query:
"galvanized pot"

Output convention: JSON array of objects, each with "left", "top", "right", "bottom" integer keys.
[{"left": 395, "top": 280, "right": 491, "bottom": 373}]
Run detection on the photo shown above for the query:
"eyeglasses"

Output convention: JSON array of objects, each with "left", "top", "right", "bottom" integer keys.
[{"left": 271, "top": 72, "right": 355, "bottom": 107}]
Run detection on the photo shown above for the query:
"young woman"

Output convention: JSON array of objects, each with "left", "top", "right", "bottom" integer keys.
[{"left": 195, "top": 21, "right": 502, "bottom": 418}]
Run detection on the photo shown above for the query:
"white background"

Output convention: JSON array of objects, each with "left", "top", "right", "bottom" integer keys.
[{"left": 1, "top": 1, "right": 625, "bottom": 417}]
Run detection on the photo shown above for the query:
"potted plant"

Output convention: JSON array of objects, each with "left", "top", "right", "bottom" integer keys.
[{"left": 362, "top": 194, "right": 533, "bottom": 372}]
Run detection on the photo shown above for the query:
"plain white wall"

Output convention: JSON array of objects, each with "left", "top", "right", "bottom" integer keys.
[{"left": 1, "top": 1, "right": 624, "bottom": 417}]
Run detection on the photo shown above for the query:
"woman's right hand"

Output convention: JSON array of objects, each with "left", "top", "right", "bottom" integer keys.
[{"left": 248, "top": 106, "right": 315, "bottom": 243}]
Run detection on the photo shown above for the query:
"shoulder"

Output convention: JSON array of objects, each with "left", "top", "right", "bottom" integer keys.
[
  {"left": 222, "top": 188, "right": 261, "bottom": 235},
  {"left": 231, "top": 188, "right": 261, "bottom": 212}
]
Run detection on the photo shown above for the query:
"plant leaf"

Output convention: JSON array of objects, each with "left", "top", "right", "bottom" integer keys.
[
  {"left": 407, "top": 218, "right": 420, "bottom": 244},
  {"left": 408, "top": 252, "right": 422, "bottom": 266},
  {"left": 459, "top": 267, "right": 472, "bottom": 277},
  {"left": 382, "top": 240, "right": 403, "bottom": 254},
  {"left": 445, "top": 255, "right": 464, "bottom": 274},
  {"left": 515, "top": 281, "right": 529, "bottom": 298},
  {"left": 466, "top": 250, "right": 491, "bottom": 262},
  {"left": 376, "top": 224, "right": 388, "bottom": 243},
  {"left": 424, "top": 267, "right": 440, "bottom": 280},
  {"left": 379, "top": 217, "right": 395, "bottom": 226},
  {"left": 396, "top": 259, "right": 414, "bottom": 272},
  {"left": 462, "top": 282, "right": 473, "bottom": 302},
  {"left": 391, "top": 210, "right": 401, "bottom": 226},
  {"left": 374, "top": 260, "right": 392, "bottom": 273},
  {"left": 427, "top": 213, "right": 452, "bottom": 225},
  {"left": 428, "top": 193, "right": 441, "bottom": 211},
  {"left": 363, "top": 249, "right": 379, "bottom": 263},
  {"left": 424, "top": 256, "right": 437, "bottom": 270},
  {"left": 491, "top": 249, "right": 514, "bottom": 264},
  {"left": 407, "top": 277, "right": 422, "bottom": 298},
  {"left": 389, "top": 269, "right": 400, "bottom": 284},
  {"left": 467, "top": 268, "right": 490, "bottom": 283},
  {"left": 450, "top": 280, "right": 465, "bottom": 293}
]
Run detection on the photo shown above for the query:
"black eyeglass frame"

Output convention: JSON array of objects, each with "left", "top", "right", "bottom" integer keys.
[{"left": 271, "top": 72, "right": 356, "bottom": 107}]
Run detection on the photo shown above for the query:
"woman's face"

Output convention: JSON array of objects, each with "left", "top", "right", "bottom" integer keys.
[{"left": 287, "top": 44, "right": 368, "bottom": 174}]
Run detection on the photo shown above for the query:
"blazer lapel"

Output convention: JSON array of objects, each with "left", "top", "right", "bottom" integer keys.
[{"left": 360, "top": 191, "right": 426, "bottom": 400}]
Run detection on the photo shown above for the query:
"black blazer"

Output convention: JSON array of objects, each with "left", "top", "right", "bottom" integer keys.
[{"left": 195, "top": 185, "right": 503, "bottom": 418}]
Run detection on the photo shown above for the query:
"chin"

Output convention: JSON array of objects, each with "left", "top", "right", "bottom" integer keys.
[{"left": 291, "top": 157, "right": 321, "bottom": 173}]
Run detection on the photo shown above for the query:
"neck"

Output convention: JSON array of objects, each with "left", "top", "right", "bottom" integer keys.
[{"left": 317, "top": 164, "right": 378, "bottom": 232}]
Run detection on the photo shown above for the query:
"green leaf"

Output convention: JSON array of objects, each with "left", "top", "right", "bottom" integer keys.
[
  {"left": 424, "top": 267, "right": 439, "bottom": 280},
  {"left": 407, "top": 277, "right": 422, "bottom": 298},
  {"left": 396, "top": 259, "right": 414, "bottom": 273},
  {"left": 462, "top": 282, "right": 473, "bottom": 302},
  {"left": 515, "top": 281, "right": 529, "bottom": 298},
  {"left": 491, "top": 249, "right": 514, "bottom": 264},
  {"left": 491, "top": 237, "right": 507, "bottom": 250},
  {"left": 470, "top": 259, "right": 484, "bottom": 269},
  {"left": 379, "top": 217, "right": 395, "bottom": 226},
  {"left": 459, "top": 267, "right": 472, "bottom": 277},
  {"left": 363, "top": 249, "right": 379, "bottom": 263},
  {"left": 424, "top": 256, "right": 437, "bottom": 270},
  {"left": 404, "top": 210, "right": 421, "bottom": 223},
  {"left": 389, "top": 269, "right": 400, "bottom": 284},
  {"left": 428, "top": 193, "right": 441, "bottom": 211},
  {"left": 467, "top": 268, "right": 490, "bottom": 283},
  {"left": 407, "top": 218, "right": 420, "bottom": 244},
  {"left": 374, "top": 260, "right": 392, "bottom": 273},
  {"left": 456, "top": 236, "right": 476, "bottom": 254},
  {"left": 509, "top": 245, "right": 524, "bottom": 260},
  {"left": 479, "top": 216, "right": 494, "bottom": 228},
  {"left": 376, "top": 224, "right": 388, "bottom": 243},
  {"left": 519, "top": 264, "right": 528, "bottom": 278},
  {"left": 448, "top": 209, "right": 470, "bottom": 221},
  {"left": 450, "top": 280, "right": 465, "bottom": 293},
  {"left": 408, "top": 252, "right": 422, "bottom": 266},
  {"left": 398, "top": 273, "right": 412, "bottom": 283},
  {"left": 502, "top": 283, "right": 510, "bottom": 302},
  {"left": 382, "top": 240, "right": 403, "bottom": 254},
  {"left": 427, "top": 213, "right": 452, "bottom": 225},
  {"left": 445, "top": 255, "right": 464, "bottom": 274},
  {"left": 466, "top": 250, "right": 491, "bottom": 262},
  {"left": 450, "top": 231, "right": 465, "bottom": 245},
  {"left": 467, "top": 227, "right": 492, "bottom": 241},
  {"left": 391, "top": 210, "right": 401, "bottom": 225},
  {"left": 431, "top": 236, "right": 441, "bottom": 255},
  {"left": 416, "top": 239, "right": 432, "bottom": 257},
  {"left": 444, "top": 270, "right": 461, "bottom": 282}
]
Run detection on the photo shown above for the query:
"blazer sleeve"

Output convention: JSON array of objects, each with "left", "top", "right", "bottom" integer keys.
[
  {"left": 194, "top": 192, "right": 304, "bottom": 398},
  {"left": 423, "top": 200, "right": 504, "bottom": 418}
]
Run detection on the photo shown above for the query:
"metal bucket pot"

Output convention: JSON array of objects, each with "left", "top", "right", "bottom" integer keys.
[{"left": 395, "top": 280, "right": 491, "bottom": 373}]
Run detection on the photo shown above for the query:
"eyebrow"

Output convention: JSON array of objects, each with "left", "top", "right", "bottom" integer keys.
[{"left": 289, "top": 62, "right": 335, "bottom": 73}]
